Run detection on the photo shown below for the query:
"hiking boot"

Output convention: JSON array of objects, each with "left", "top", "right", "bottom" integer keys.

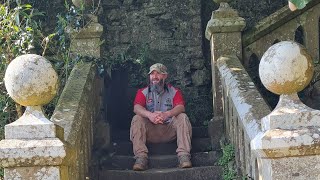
[
  {"left": 178, "top": 155, "right": 192, "bottom": 168},
  {"left": 133, "top": 157, "right": 148, "bottom": 171}
]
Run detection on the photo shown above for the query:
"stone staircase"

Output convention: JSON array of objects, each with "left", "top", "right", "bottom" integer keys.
[{"left": 98, "top": 126, "right": 223, "bottom": 180}]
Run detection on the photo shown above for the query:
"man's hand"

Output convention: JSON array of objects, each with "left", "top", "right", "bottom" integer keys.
[
  {"left": 155, "top": 111, "right": 170, "bottom": 123},
  {"left": 134, "top": 104, "right": 185, "bottom": 125},
  {"left": 148, "top": 112, "right": 164, "bottom": 124},
  {"left": 134, "top": 104, "right": 164, "bottom": 124}
]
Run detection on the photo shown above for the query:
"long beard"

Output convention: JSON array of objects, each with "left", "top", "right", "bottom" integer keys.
[{"left": 150, "top": 79, "right": 165, "bottom": 93}]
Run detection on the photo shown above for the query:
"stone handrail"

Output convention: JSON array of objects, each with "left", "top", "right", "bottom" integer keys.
[
  {"left": 242, "top": 0, "right": 320, "bottom": 65},
  {"left": 216, "top": 55, "right": 270, "bottom": 179},
  {"left": 250, "top": 41, "right": 320, "bottom": 179},
  {"left": 0, "top": 57, "right": 103, "bottom": 179},
  {"left": 0, "top": 8, "right": 104, "bottom": 178},
  {"left": 51, "top": 61, "right": 103, "bottom": 180},
  {"left": 243, "top": 0, "right": 320, "bottom": 47},
  {"left": 206, "top": 0, "right": 320, "bottom": 179}
]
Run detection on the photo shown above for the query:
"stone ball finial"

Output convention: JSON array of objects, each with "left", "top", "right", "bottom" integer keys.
[
  {"left": 4, "top": 54, "right": 58, "bottom": 106},
  {"left": 259, "top": 41, "right": 314, "bottom": 95}
]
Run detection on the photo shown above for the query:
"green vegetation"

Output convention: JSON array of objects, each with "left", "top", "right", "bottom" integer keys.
[
  {"left": 104, "top": 43, "right": 152, "bottom": 88},
  {"left": 218, "top": 144, "right": 237, "bottom": 180},
  {"left": 0, "top": 0, "right": 98, "bottom": 131},
  {"left": 0, "top": 0, "right": 101, "bottom": 177},
  {"left": 0, "top": 2, "right": 43, "bottom": 63},
  {"left": 0, "top": 0, "right": 44, "bottom": 119},
  {"left": 218, "top": 143, "right": 254, "bottom": 180}
]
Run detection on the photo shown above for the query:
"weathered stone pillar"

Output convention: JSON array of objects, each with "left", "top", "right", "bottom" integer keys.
[
  {"left": 69, "top": 1, "right": 110, "bottom": 169},
  {"left": 251, "top": 41, "right": 320, "bottom": 179},
  {"left": 205, "top": 0, "right": 246, "bottom": 119},
  {"left": 0, "top": 54, "right": 67, "bottom": 179},
  {"left": 69, "top": 6, "right": 103, "bottom": 58}
]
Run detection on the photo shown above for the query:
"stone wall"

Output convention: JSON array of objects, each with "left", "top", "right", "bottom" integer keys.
[
  {"left": 23, "top": 0, "right": 288, "bottom": 127},
  {"left": 101, "top": 0, "right": 213, "bottom": 127},
  {"left": 51, "top": 62, "right": 106, "bottom": 180}
]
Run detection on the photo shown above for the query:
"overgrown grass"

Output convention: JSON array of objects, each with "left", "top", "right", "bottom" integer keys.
[
  {"left": 218, "top": 143, "right": 254, "bottom": 180},
  {"left": 0, "top": 65, "right": 17, "bottom": 141},
  {"left": 0, "top": 168, "right": 3, "bottom": 180},
  {"left": 218, "top": 144, "right": 237, "bottom": 180}
]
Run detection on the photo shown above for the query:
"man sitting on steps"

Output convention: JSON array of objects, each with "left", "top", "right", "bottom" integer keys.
[{"left": 130, "top": 63, "right": 192, "bottom": 171}]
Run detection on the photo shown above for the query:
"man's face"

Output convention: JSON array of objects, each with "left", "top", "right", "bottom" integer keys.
[{"left": 149, "top": 70, "right": 167, "bottom": 86}]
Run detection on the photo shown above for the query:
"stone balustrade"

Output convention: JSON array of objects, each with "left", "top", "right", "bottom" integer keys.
[
  {"left": 50, "top": 61, "right": 104, "bottom": 180},
  {"left": 69, "top": 14, "right": 103, "bottom": 58},
  {"left": 0, "top": 3, "right": 105, "bottom": 177},
  {"left": 206, "top": 0, "right": 246, "bottom": 117},
  {"left": 0, "top": 54, "right": 104, "bottom": 180},
  {"left": 69, "top": 0, "right": 103, "bottom": 58},
  {"left": 206, "top": 0, "right": 320, "bottom": 178},
  {"left": 215, "top": 40, "right": 320, "bottom": 179},
  {"left": 0, "top": 54, "right": 66, "bottom": 179},
  {"left": 251, "top": 41, "right": 320, "bottom": 179},
  {"left": 206, "top": 1, "right": 260, "bottom": 177},
  {"left": 216, "top": 55, "right": 270, "bottom": 179},
  {"left": 242, "top": 0, "right": 320, "bottom": 67}
]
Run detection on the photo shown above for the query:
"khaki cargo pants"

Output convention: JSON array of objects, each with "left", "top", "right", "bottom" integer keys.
[{"left": 130, "top": 113, "right": 192, "bottom": 158}]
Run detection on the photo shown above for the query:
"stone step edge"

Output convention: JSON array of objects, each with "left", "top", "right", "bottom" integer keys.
[
  {"left": 112, "top": 137, "right": 211, "bottom": 143},
  {"left": 110, "top": 151, "right": 219, "bottom": 159},
  {"left": 98, "top": 166, "right": 223, "bottom": 180},
  {"left": 98, "top": 165, "right": 223, "bottom": 180},
  {"left": 101, "top": 165, "right": 222, "bottom": 173},
  {"left": 99, "top": 151, "right": 221, "bottom": 170}
]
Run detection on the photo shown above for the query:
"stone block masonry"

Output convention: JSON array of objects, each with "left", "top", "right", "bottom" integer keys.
[{"left": 102, "top": 0, "right": 212, "bottom": 126}]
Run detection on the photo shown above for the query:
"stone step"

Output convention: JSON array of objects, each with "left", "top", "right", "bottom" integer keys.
[
  {"left": 102, "top": 151, "right": 220, "bottom": 170},
  {"left": 111, "top": 137, "right": 216, "bottom": 155},
  {"left": 99, "top": 166, "right": 223, "bottom": 180},
  {"left": 111, "top": 126, "right": 209, "bottom": 141}
]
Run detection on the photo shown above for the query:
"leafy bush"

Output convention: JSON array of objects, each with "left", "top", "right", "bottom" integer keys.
[
  {"left": 0, "top": 1, "right": 103, "bottom": 179},
  {"left": 0, "top": 1, "right": 44, "bottom": 63},
  {"left": 104, "top": 43, "right": 152, "bottom": 88},
  {"left": 218, "top": 144, "right": 237, "bottom": 180},
  {"left": 0, "top": 168, "right": 3, "bottom": 180},
  {"left": 0, "top": 0, "right": 91, "bottom": 139},
  {"left": 0, "top": 0, "right": 44, "bottom": 139}
]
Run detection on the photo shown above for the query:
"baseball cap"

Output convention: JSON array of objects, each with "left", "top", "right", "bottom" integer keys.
[{"left": 148, "top": 63, "right": 168, "bottom": 74}]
